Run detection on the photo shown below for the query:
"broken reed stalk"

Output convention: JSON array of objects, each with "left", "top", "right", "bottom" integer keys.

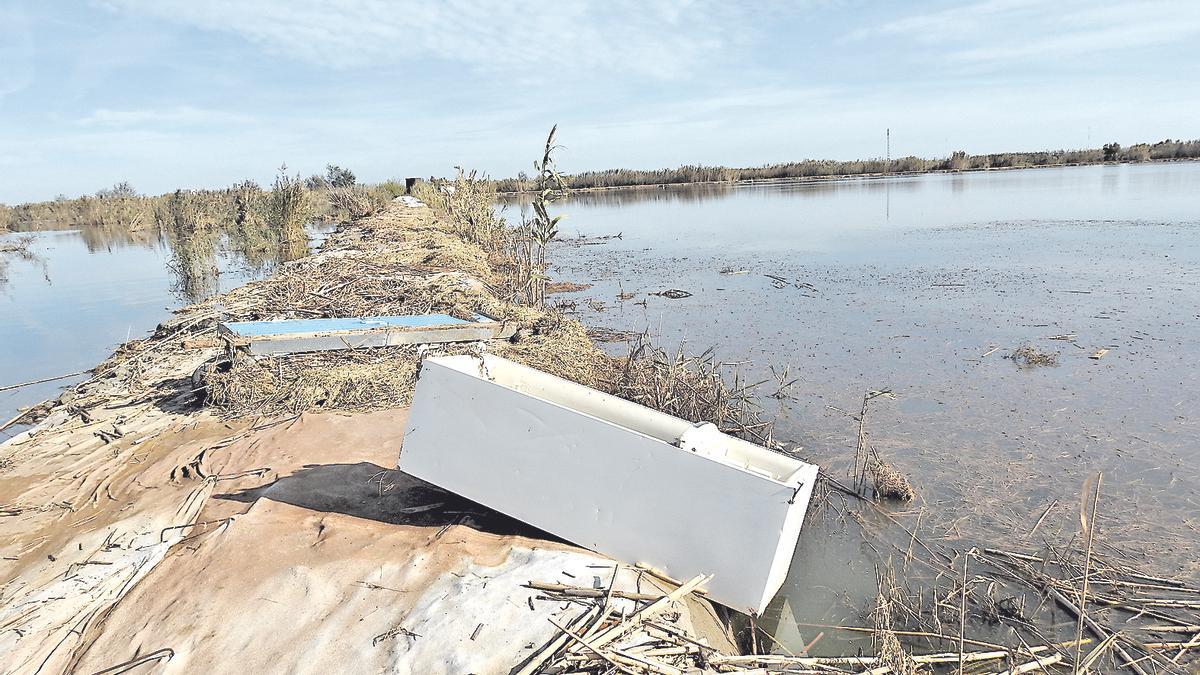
[
  {"left": 1074, "top": 472, "right": 1102, "bottom": 674},
  {"left": 959, "top": 549, "right": 972, "bottom": 675}
]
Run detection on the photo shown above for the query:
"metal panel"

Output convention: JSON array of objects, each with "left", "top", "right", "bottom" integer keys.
[
  {"left": 399, "top": 354, "right": 819, "bottom": 614},
  {"left": 218, "top": 314, "right": 513, "bottom": 356}
]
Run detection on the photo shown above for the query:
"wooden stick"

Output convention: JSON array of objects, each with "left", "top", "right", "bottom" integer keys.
[
  {"left": 1074, "top": 472, "right": 1102, "bottom": 673},
  {"left": 513, "top": 605, "right": 599, "bottom": 675},
  {"left": 1023, "top": 571, "right": 1147, "bottom": 675},
  {"left": 524, "top": 581, "right": 661, "bottom": 602},
  {"left": 547, "top": 616, "right": 636, "bottom": 675},
  {"left": 959, "top": 549, "right": 972, "bottom": 675},
  {"left": 585, "top": 574, "right": 711, "bottom": 651},
  {"left": 997, "top": 652, "right": 1063, "bottom": 674},
  {"left": 0, "top": 370, "right": 88, "bottom": 393},
  {"left": 608, "top": 646, "right": 683, "bottom": 675}
]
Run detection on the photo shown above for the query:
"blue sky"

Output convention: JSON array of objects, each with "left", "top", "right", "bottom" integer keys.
[{"left": 1, "top": 0, "right": 1198, "bottom": 203}]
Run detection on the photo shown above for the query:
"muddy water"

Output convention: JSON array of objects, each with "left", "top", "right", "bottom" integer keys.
[
  {"left": 536, "top": 163, "right": 1200, "bottom": 651},
  {"left": 0, "top": 224, "right": 333, "bottom": 440}
]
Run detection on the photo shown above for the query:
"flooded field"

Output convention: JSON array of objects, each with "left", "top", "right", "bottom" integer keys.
[
  {"left": 0, "top": 222, "right": 332, "bottom": 439},
  {"left": 535, "top": 162, "right": 1200, "bottom": 651}
]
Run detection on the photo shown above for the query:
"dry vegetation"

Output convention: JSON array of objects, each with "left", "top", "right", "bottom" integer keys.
[
  {"left": 1008, "top": 344, "right": 1059, "bottom": 368},
  {"left": 0, "top": 235, "right": 38, "bottom": 287},
  {"left": 603, "top": 337, "right": 776, "bottom": 444},
  {"left": 494, "top": 138, "right": 1200, "bottom": 191}
]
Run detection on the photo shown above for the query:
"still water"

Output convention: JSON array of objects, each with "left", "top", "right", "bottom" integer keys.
[
  {"left": 538, "top": 162, "right": 1200, "bottom": 650},
  {"left": 0, "top": 223, "right": 332, "bottom": 439}
]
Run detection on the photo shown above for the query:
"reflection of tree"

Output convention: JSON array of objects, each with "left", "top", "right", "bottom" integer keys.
[
  {"left": 161, "top": 192, "right": 221, "bottom": 303},
  {"left": 223, "top": 214, "right": 311, "bottom": 277},
  {"left": 160, "top": 186, "right": 314, "bottom": 302},
  {"left": 0, "top": 235, "right": 47, "bottom": 290}
]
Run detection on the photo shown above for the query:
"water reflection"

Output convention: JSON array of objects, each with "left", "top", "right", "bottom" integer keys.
[{"left": 1, "top": 216, "right": 333, "bottom": 437}]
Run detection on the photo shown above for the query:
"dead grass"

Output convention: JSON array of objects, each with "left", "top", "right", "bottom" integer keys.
[
  {"left": 870, "top": 565, "right": 918, "bottom": 675},
  {"left": 204, "top": 347, "right": 423, "bottom": 415},
  {"left": 179, "top": 202, "right": 608, "bottom": 416},
  {"left": 598, "top": 336, "right": 775, "bottom": 443}
]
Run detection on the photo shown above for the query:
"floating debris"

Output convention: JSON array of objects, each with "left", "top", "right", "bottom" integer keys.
[{"left": 1007, "top": 345, "right": 1059, "bottom": 367}]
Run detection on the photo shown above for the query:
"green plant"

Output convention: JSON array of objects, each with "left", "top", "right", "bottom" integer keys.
[
  {"left": 525, "top": 125, "right": 568, "bottom": 307},
  {"left": 417, "top": 168, "right": 508, "bottom": 250},
  {"left": 325, "top": 164, "right": 356, "bottom": 188}
]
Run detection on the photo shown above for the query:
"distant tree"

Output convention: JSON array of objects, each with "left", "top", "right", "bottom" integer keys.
[
  {"left": 325, "top": 164, "right": 356, "bottom": 188},
  {"left": 96, "top": 181, "right": 138, "bottom": 199},
  {"left": 1102, "top": 143, "right": 1121, "bottom": 161}
]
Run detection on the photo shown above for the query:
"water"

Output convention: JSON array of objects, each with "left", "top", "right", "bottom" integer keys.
[
  {"left": 0, "top": 223, "right": 333, "bottom": 439},
  {"left": 536, "top": 162, "right": 1200, "bottom": 650}
]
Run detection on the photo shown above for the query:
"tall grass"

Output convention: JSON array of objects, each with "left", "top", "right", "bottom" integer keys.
[
  {"left": 267, "top": 166, "right": 311, "bottom": 243},
  {"left": 413, "top": 168, "right": 509, "bottom": 250}
]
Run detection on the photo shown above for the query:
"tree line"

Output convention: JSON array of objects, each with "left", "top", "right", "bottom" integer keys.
[{"left": 493, "top": 138, "right": 1200, "bottom": 192}]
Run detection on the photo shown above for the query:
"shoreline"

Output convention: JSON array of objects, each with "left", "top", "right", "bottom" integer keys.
[{"left": 498, "top": 155, "right": 1200, "bottom": 195}]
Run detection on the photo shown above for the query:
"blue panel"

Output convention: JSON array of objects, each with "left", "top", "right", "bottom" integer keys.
[{"left": 223, "top": 314, "right": 486, "bottom": 337}]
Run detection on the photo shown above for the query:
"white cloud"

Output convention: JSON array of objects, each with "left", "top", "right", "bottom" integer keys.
[
  {"left": 848, "top": 0, "right": 1200, "bottom": 63},
  {"left": 92, "top": 0, "right": 765, "bottom": 79}
]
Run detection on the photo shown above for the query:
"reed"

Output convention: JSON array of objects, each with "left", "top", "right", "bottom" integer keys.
[{"left": 266, "top": 166, "right": 311, "bottom": 243}]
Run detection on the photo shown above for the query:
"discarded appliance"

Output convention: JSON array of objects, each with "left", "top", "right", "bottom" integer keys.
[
  {"left": 218, "top": 314, "right": 513, "bottom": 356},
  {"left": 398, "top": 354, "right": 819, "bottom": 614}
]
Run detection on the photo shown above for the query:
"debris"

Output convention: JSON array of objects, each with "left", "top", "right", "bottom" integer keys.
[
  {"left": 869, "top": 459, "right": 916, "bottom": 501},
  {"left": 586, "top": 327, "right": 640, "bottom": 343},
  {"left": 719, "top": 266, "right": 749, "bottom": 275},
  {"left": 764, "top": 274, "right": 789, "bottom": 289},
  {"left": 219, "top": 313, "right": 513, "bottom": 356},
  {"left": 1007, "top": 345, "right": 1059, "bottom": 367},
  {"left": 400, "top": 354, "right": 819, "bottom": 614},
  {"left": 0, "top": 370, "right": 90, "bottom": 393},
  {"left": 1089, "top": 348, "right": 1110, "bottom": 360},
  {"left": 545, "top": 281, "right": 593, "bottom": 294},
  {"left": 651, "top": 289, "right": 692, "bottom": 299},
  {"left": 372, "top": 626, "right": 421, "bottom": 647}
]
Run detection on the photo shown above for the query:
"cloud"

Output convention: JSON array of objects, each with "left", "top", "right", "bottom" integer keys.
[
  {"left": 847, "top": 0, "right": 1200, "bottom": 63},
  {"left": 76, "top": 106, "right": 255, "bottom": 127},
  {"left": 92, "top": 0, "right": 766, "bottom": 79}
]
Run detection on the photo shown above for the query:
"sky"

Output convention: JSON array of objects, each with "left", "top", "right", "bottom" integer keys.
[{"left": 1, "top": 0, "right": 1198, "bottom": 203}]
